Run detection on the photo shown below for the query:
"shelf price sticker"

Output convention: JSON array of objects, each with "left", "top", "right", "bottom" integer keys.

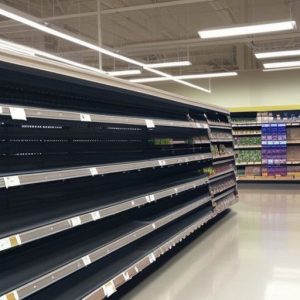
[
  {"left": 80, "top": 113, "right": 91, "bottom": 122},
  {"left": 148, "top": 253, "right": 156, "bottom": 264},
  {"left": 1, "top": 291, "right": 19, "bottom": 300},
  {"left": 91, "top": 211, "right": 101, "bottom": 221},
  {"left": 9, "top": 107, "right": 27, "bottom": 121},
  {"left": 0, "top": 106, "right": 2, "bottom": 114},
  {"left": 158, "top": 160, "right": 166, "bottom": 167},
  {"left": 103, "top": 281, "right": 116, "bottom": 297},
  {"left": 69, "top": 216, "right": 81, "bottom": 227},
  {"left": 82, "top": 255, "right": 91, "bottom": 266},
  {"left": 4, "top": 176, "right": 20, "bottom": 188},
  {"left": 196, "top": 122, "right": 208, "bottom": 129},
  {"left": 146, "top": 194, "right": 155, "bottom": 203},
  {"left": 145, "top": 119, "right": 155, "bottom": 128},
  {"left": 89, "top": 167, "right": 98, "bottom": 176},
  {"left": 122, "top": 271, "right": 130, "bottom": 281},
  {"left": 0, "top": 237, "right": 12, "bottom": 251}
]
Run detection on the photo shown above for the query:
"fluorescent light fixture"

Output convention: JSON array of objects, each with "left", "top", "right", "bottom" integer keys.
[
  {"left": 145, "top": 61, "right": 191, "bottom": 68},
  {"left": 263, "top": 66, "right": 300, "bottom": 72},
  {"left": 263, "top": 61, "right": 300, "bottom": 69},
  {"left": 255, "top": 49, "right": 300, "bottom": 59},
  {"left": 199, "top": 20, "right": 296, "bottom": 39},
  {"left": 130, "top": 72, "right": 238, "bottom": 83},
  {"left": 0, "top": 5, "right": 209, "bottom": 93},
  {"left": 107, "top": 69, "right": 141, "bottom": 76},
  {"left": 143, "top": 66, "right": 211, "bottom": 92},
  {"left": 0, "top": 38, "right": 107, "bottom": 75},
  {"left": 0, "top": 39, "right": 35, "bottom": 56}
]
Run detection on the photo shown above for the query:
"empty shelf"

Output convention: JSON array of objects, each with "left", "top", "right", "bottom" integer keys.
[
  {"left": 28, "top": 195, "right": 236, "bottom": 300},
  {"left": 0, "top": 194, "right": 211, "bottom": 299},
  {"left": 0, "top": 153, "right": 212, "bottom": 189},
  {"left": 0, "top": 103, "right": 208, "bottom": 130},
  {"left": 0, "top": 174, "right": 208, "bottom": 250}
]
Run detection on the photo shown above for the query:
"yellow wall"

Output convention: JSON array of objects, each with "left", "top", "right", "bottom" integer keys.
[{"left": 149, "top": 69, "right": 300, "bottom": 110}]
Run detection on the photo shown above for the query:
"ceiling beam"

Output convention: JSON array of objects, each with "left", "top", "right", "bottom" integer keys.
[{"left": 101, "top": 0, "right": 214, "bottom": 14}]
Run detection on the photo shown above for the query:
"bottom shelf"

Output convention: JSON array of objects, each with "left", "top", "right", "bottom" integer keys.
[
  {"left": 29, "top": 194, "right": 237, "bottom": 300},
  {"left": 238, "top": 175, "right": 300, "bottom": 181}
]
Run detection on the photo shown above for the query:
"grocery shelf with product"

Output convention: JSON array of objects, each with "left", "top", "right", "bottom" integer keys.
[
  {"left": 231, "top": 108, "right": 300, "bottom": 181},
  {"left": 0, "top": 52, "right": 238, "bottom": 300}
]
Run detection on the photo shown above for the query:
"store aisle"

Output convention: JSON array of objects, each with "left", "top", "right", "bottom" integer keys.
[{"left": 122, "top": 184, "right": 300, "bottom": 300}]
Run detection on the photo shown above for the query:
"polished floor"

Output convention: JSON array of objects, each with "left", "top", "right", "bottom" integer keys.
[{"left": 122, "top": 183, "right": 300, "bottom": 300}]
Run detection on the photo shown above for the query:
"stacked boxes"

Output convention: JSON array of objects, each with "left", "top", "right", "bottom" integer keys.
[
  {"left": 261, "top": 123, "right": 287, "bottom": 176},
  {"left": 236, "top": 150, "right": 261, "bottom": 163},
  {"left": 234, "top": 136, "right": 261, "bottom": 145}
]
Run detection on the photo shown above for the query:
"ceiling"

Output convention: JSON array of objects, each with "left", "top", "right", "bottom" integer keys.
[{"left": 0, "top": 0, "right": 300, "bottom": 78}]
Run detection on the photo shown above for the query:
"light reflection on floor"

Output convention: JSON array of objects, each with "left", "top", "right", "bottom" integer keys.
[{"left": 122, "top": 183, "right": 300, "bottom": 300}]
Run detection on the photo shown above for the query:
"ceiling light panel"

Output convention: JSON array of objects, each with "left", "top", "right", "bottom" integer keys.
[
  {"left": 255, "top": 49, "right": 300, "bottom": 59},
  {"left": 263, "top": 61, "right": 300, "bottom": 69},
  {"left": 107, "top": 70, "right": 141, "bottom": 76},
  {"left": 263, "top": 66, "right": 300, "bottom": 72},
  {"left": 145, "top": 61, "right": 191, "bottom": 68},
  {"left": 199, "top": 21, "right": 296, "bottom": 39}
]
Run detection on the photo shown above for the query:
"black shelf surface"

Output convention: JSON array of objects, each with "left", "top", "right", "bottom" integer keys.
[
  {"left": 0, "top": 61, "right": 228, "bottom": 120},
  {"left": 0, "top": 171, "right": 207, "bottom": 241},
  {"left": 28, "top": 205, "right": 213, "bottom": 300},
  {"left": 0, "top": 114, "right": 210, "bottom": 174},
  {"left": 0, "top": 192, "right": 210, "bottom": 297},
  {"left": 0, "top": 152, "right": 211, "bottom": 189},
  {"left": 214, "top": 188, "right": 236, "bottom": 202}
]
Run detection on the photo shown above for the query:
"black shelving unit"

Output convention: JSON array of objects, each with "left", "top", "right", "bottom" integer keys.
[{"left": 0, "top": 55, "right": 238, "bottom": 300}]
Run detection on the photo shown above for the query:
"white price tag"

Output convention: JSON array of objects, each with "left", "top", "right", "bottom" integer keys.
[
  {"left": 4, "top": 176, "right": 20, "bottom": 188},
  {"left": 196, "top": 122, "right": 206, "bottom": 128},
  {"left": 174, "top": 187, "right": 178, "bottom": 194},
  {"left": 70, "top": 216, "right": 81, "bottom": 227},
  {"left": 103, "top": 281, "right": 116, "bottom": 297},
  {"left": 152, "top": 223, "right": 156, "bottom": 229},
  {"left": 0, "top": 237, "right": 11, "bottom": 251},
  {"left": 146, "top": 194, "right": 155, "bottom": 203},
  {"left": 15, "top": 234, "right": 21, "bottom": 245},
  {"left": 80, "top": 113, "right": 91, "bottom": 122},
  {"left": 9, "top": 107, "right": 27, "bottom": 120},
  {"left": 0, "top": 106, "right": 2, "bottom": 114},
  {"left": 91, "top": 211, "right": 101, "bottom": 221},
  {"left": 145, "top": 119, "right": 155, "bottom": 128},
  {"left": 158, "top": 160, "right": 166, "bottom": 166},
  {"left": 89, "top": 167, "right": 98, "bottom": 176},
  {"left": 82, "top": 255, "right": 91, "bottom": 266},
  {"left": 148, "top": 253, "right": 156, "bottom": 263},
  {"left": 1, "top": 291, "right": 19, "bottom": 300},
  {"left": 123, "top": 271, "right": 130, "bottom": 281}
]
